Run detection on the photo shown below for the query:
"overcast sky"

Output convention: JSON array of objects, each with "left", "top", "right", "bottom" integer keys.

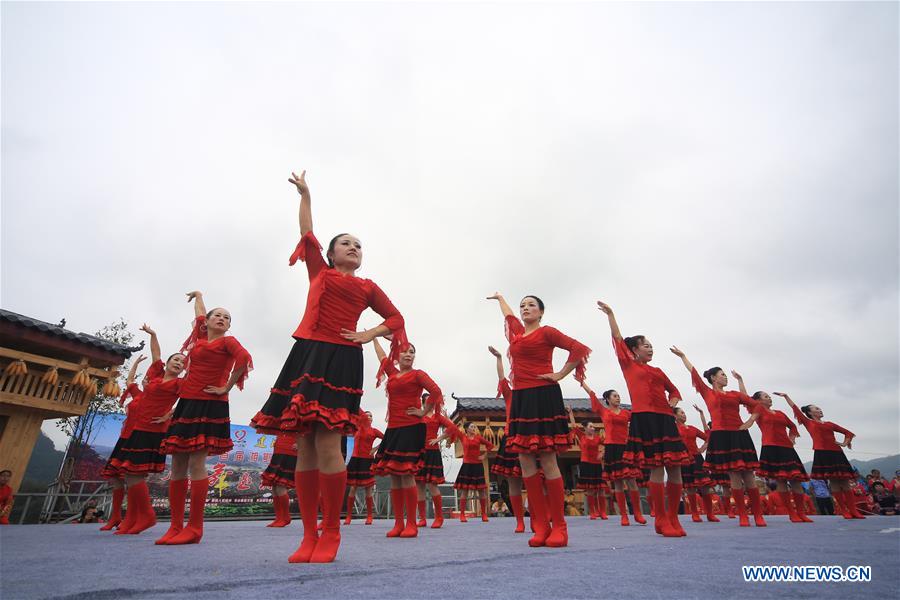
[{"left": 3, "top": 2, "right": 897, "bottom": 468}]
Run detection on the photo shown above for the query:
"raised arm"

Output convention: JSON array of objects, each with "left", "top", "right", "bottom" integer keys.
[
  {"left": 669, "top": 346, "right": 695, "bottom": 374},
  {"left": 288, "top": 170, "right": 312, "bottom": 236},
  {"left": 126, "top": 355, "right": 146, "bottom": 386},
  {"left": 774, "top": 392, "right": 809, "bottom": 424},
  {"left": 486, "top": 292, "right": 515, "bottom": 319},
  {"left": 596, "top": 301, "right": 622, "bottom": 340},
  {"left": 738, "top": 411, "right": 760, "bottom": 431},
  {"left": 693, "top": 404, "right": 709, "bottom": 433},
  {"left": 731, "top": 370, "right": 748, "bottom": 396},
  {"left": 488, "top": 346, "right": 505, "bottom": 380},
  {"left": 140, "top": 324, "right": 161, "bottom": 363},
  {"left": 186, "top": 291, "right": 206, "bottom": 319},
  {"left": 566, "top": 405, "right": 577, "bottom": 429},
  {"left": 372, "top": 337, "right": 388, "bottom": 363}
]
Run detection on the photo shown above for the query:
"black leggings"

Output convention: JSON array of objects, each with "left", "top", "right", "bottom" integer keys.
[{"left": 815, "top": 497, "right": 834, "bottom": 515}]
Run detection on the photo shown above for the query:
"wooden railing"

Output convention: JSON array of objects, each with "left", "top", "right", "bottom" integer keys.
[{"left": 0, "top": 348, "right": 116, "bottom": 417}]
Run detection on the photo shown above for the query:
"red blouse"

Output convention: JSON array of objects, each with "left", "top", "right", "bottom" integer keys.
[
  {"left": 613, "top": 337, "right": 681, "bottom": 415},
  {"left": 460, "top": 434, "right": 494, "bottom": 464},
  {"left": 352, "top": 425, "right": 384, "bottom": 458},
  {"left": 690, "top": 368, "right": 755, "bottom": 431},
  {"left": 588, "top": 392, "right": 631, "bottom": 445},
  {"left": 119, "top": 383, "right": 144, "bottom": 437},
  {"left": 273, "top": 432, "right": 299, "bottom": 456},
  {"left": 497, "top": 378, "right": 513, "bottom": 422},
  {"left": 753, "top": 407, "right": 799, "bottom": 448},
  {"left": 127, "top": 360, "right": 181, "bottom": 433},
  {"left": 180, "top": 316, "right": 253, "bottom": 401},
  {"left": 0, "top": 485, "right": 12, "bottom": 510},
  {"left": 505, "top": 315, "right": 590, "bottom": 390},
  {"left": 677, "top": 423, "right": 708, "bottom": 456},
  {"left": 381, "top": 360, "right": 443, "bottom": 429},
  {"left": 790, "top": 406, "right": 854, "bottom": 452},
  {"left": 290, "top": 232, "right": 406, "bottom": 365},
  {"left": 572, "top": 428, "right": 603, "bottom": 464},
  {"left": 424, "top": 413, "right": 457, "bottom": 450}
]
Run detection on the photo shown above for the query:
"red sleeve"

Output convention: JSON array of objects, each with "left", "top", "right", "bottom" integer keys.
[
  {"left": 368, "top": 282, "right": 405, "bottom": 334},
  {"left": 497, "top": 378, "right": 513, "bottom": 408},
  {"left": 478, "top": 435, "right": 494, "bottom": 452},
  {"left": 783, "top": 413, "right": 799, "bottom": 437},
  {"left": 373, "top": 428, "right": 384, "bottom": 440},
  {"left": 661, "top": 371, "right": 682, "bottom": 402},
  {"left": 288, "top": 230, "right": 328, "bottom": 280},
  {"left": 146, "top": 360, "right": 165, "bottom": 381},
  {"left": 180, "top": 315, "right": 208, "bottom": 354},
  {"left": 416, "top": 371, "right": 443, "bottom": 411},
  {"left": 738, "top": 393, "right": 757, "bottom": 410},
  {"left": 695, "top": 426, "right": 709, "bottom": 442},
  {"left": 589, "top": 391, "right": 608, "bottom": 417},
  {"left": 504, "top": 314, "right": 524, "bottom": 342},
  {"left": 444, "top": 421, "right": 463, "bottom": 442},
  {"left": 375, "top": 356, "right": 399, "bottom": 387},
  {"left": 119, "top": 383, "right": 142, "bottom": 407},
  {"left": 438, "top": 415, "right": 455, "bottom": 431},
  {"left": 612, "top": 336, "right": 633, "bottom": 370},
  {"left": 790, "top": 404, "right": 811, "bottom": 425},
  {"left": 689, "top": 368, "right": 712, "bottom": 403},
  {"left": 224, "top": 338, "right": 253, "bottom": 390},
  {"left": 826, "top": 422, "right": 855, "bottom": 437},
  {"left": 543, "top": 327, "right": 591, "bottom": 382},
  {"left": 572, "top": 428, "right": 584, "bottom": 441}
]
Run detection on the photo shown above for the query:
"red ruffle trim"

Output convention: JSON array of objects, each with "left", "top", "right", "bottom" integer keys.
[
  {"left": 289, "top": 230, "right": 321, "bottom": 266},
  {"left": 171, "top": 416, "right": 230, "bottom": 425},
  {"left": 372, "top": 458, "right": 424, "bottom": 477},
  {"left": 281, "top": 395, "right": 357, "bottom": 435},
  {"left": 756, "top": 467, "right": 809, "bottom": 481},
  {"left": 811, "top": 469, "right": 855, "bottom": 480},
  {"left": 490, "top": 464, "right": 522, "bottom": 478},
  {"left": 704, "top": 460, "right": 760, "bottom": 472},
  {"left": 161, "top": 434, "right": 234, "bottom": 455},
  {"left": 454, "top": 481, "right": 487, "bottom": 491},
  {"left": 288, "top": 373, "right": 364, "bottom": 395},
  {"left": 685, "top": 476, "right": 715, "bottom": 489},
  {"left": 603, "top": 467, "right": 643, "bottom": 481},
  {"left": 102, "top": 459, "right": 166, "bottom": 475},
  {"left": 508, "top": 415, "right": 568, "bottom": 424},
  {"left": 346, "top": 476, "right": 376, "bottom": 488},
  {"left": 505, "top": 434, "right": 570, "bottom": 454},
  {"left": 414, "top": 474, "right": 446, "bottom": 484},
  {"left": 622, "top": 450, "right": 692, "bottom": 468},
  {"left": 577, "top": 482, "right": 607, "bottom": 491},
  {"left": 261, "top": 473, "right": 295, "bottom": 489}
]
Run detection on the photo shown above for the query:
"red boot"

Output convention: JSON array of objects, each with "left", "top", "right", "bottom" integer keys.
[
  {"left": 309, "top": 470, "right": 346, "bottom": 563},
  {"left": 458, "top": 497, "right": 468, "bottom": 522},
  {"left": 400, "top": 487, "right": 419, "bottom": 537},
  {"left": 114, "top": 489, "right": 137, "bottom": 535},
  {"left": 782, "top": 491, "right": 803, "bottom": 523},
  {"left": 430, "top": 495, "right": 443, "bottom": 528},
  {"left": 615, "top": 491, "right": 630, "bottom": 526},
  {"left": 792, "top": 492, "right": 813, "bottom": 522},
  {"left": 101, "top": 487, "right": 124, "bottom": 531},
  {"left": 417, "top": 499, "right": 427, "bottom": 528},
  {"left": 597, "top": 494, "right": 608, "bottom": 520},
  {"left": 155, "top": 479, "right": 188, "bottom": 545},
  {"left": 588, "top": 495, "right": 598, "bottom": 520},
  {"left": 168, "top": 479, "right": 208, "bottom": 544},
  {"left": 732, "top": 489, "right": 750, "bottom": 527},
  {"left": 125, "top": 481, "right": 157, "bottom": 534},
  {"left": 747, "top": 488, "right": 767, "bottom": 527},
  {"left": 288, "top": 470, "right": 320, "bottom": 563},
  {"left": 701, "top": 492, "right": 720, "bottom": 522},
  {"left": 344, "top": 493, "right": 354, "bottom": 525},
  {"left": 510, "top": 494, "right": 525, "bottom": 532},
  {"left": 666, "top": 482, "right": 686, "bottom": 536},
  {"left": 269, "top": 494, "right": 291, "bottom": 527},
  {"left": 629, "top": 490, "right": 646, "bottom": 524},
  {"left": 544, "top": 477, "right": 568, "bottom": 548},
  {"left": 650, "top": 482, "right": 679, "bottom": 537},
  {"left": 480, "top": 497, "right": 489, "bottom": 522},
  {"left": 365, "top": 495, "right": 375, "bottom": 525},
  {"left": 523, "top": 474, "right": 550, "bottom": 547},
  {"left": 387, "top": 488, "right": 405, "bottom": 537},
  {"left": 843, "top": 491, "right": 866, "bottom": 519}
]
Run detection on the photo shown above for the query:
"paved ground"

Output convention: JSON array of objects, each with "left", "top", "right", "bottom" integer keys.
[{"left": 1, "top": 515, "right": 898, "bottom": 599}]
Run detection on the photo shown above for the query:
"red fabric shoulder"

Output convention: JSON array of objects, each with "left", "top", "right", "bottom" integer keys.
[
  {"left": 690, "top": 368, "right": 713, "bottom": 399},
  {"left": 573, "top": 427, "right": 584, "bottom": 440},
  {"left": 542, "top": 327, "right": 591, "bottom": 382},
  {"left": 612, "top": 337, "right": 633, "bottom": 369},
  {"left": 180, "top": 315, "right": 208, "bottom": 355},
  {"left": 417, "top": 370, "right": 443, "bottom": 412},
  {"left": 146, "top": 360, "right": 165, "bottom": 382},
  {"left": 376, "top": 356, "right": 399, "bottom": 387},
  {"left": 504, "top": 314, "right": 525, "bottom": 341},
  {"left": 289, "top": 230, "right": 328, "bottom": 280},
  {"left": 223, "top": 337, "right": 253, "bottom": 390}
]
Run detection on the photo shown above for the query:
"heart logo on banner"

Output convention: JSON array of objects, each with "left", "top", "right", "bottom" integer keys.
[{"left": 234, "top": 430, "right": 247, "bottom": 441}]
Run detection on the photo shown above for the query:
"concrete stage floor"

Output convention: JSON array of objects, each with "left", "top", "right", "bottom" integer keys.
[{"left": 2, "top": 515, "right": 898, "bottom": 599}]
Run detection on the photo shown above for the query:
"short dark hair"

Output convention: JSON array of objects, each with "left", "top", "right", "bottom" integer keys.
[
  {"left": 624, "top": 336, "right": 646, "bottom": 353},
  {"left": 800, "top": 405, "right": 814, "bottom": 418},
  {"left": 327, "top": 233, "right": 352, "bottom": 268},
  {"left": 0, "top": 469, "right": 11, "bottom": 476},
  {"left": 752, "top": 391, "right": 766, "bottom": 400},
  {"left": 521, "top": 295, "right": 545, "bottom": 312},
  {"left": 703, "top": 367, "right": 724, "bottom": 384},
  {"left": 601, "top": 390, "right": 617, "bottom": 401}
]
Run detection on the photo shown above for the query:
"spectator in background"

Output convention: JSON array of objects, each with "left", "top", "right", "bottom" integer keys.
[
  {"left": 892, "top": 470, "right": 900, "bottom": 495},
  {"left": 866, "top": 469, "right": 889, "bottom": 490},
  {"left": 809, "top": 479, "right": 834, "bottom": 515},
  {"left": 77, "top": 500, "right": 103, "bottom": 524},
  {"left": 871, "top": 482, "right": 897, "bottom": 516},
  {"left": 0, "top": 469, "right": 13, "bottom": 525},
  {"left": 491, "top": 498, "right": 510, "bottom": 517}
]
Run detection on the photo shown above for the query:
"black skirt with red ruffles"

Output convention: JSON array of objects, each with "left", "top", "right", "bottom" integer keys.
[
  {"left": 101, "top": 430, "right": 167, "bottom": 477},
  {"left": 347, "top": 456, "right": 376, "bottom": 487},
  {"left": 251, "top": 338, "right": 364, "bottom": 436},
  {"left": 603, "top": 443, "right": 642, "bottom": 481},
  {"left": 505, "top": 384, "right": 570, "bottom": 454},
  {"left": 161, "top": 399, "right": 233, "bottom": 455},
  {"left": 454, "top": 462, "right": 487, "bottom": 490},
  {"left": 490, "top": 436, "right": 522, "bottom": 479},
  {"left": 261, "top": 452, "right": 297, "bottom": 488},
  {"left": 681, "top": 453, "right": 714, "bottom": 488},
  {"left": 415, "top": 449, "right": 447, "bottom": 484},
  {"left": 577, "top": 462, "right": 606, "bottom": 491},
  {"left": 703, "top": 430, "right": 759, "bottom": 473},
  {"left": 811, "top": 449, "right": 855, "bottom": 481},
  {"left": 372, "top": 423, "right": 426, "bottom": 477},
  {"left": 622, "top": 412, "right": 691, "bottom": 469},
  {"left": 757, "top": 445, "right": 809, "bottom": 481},
  {"left": 709, "top": 467, "right": 731, "bottom": 486}
]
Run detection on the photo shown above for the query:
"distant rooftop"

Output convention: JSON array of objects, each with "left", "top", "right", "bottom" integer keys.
[{"left": 0, "top": 309, "right": 141, "bottom": 358}]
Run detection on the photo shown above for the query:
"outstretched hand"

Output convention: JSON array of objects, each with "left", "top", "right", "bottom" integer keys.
[
  {"left": 692, "top": 403, "right": 704, "bottom": 413},
  {"left": 140, "top": 323, "right": 156, "bottom": 336},
  {"left": 486, "top": 292, "right": 503, "bottom": 301},
  {"left": 150, "top": 410, "right": 174, "bottom": 424},
  {"left": 596, "top": 301, "right": 613, "bottom": 316},
  {"left": 669, "top": 346, "right": 685, "bottom": 358},
  {"left": 731, "top": 370, "right": 743, "bottom": 381},
  {"left": 340, "top": 328, "right": 377, "bottom": 344},
  {"left": 288, "top": 170, "right": 309, "bottom": 195},
  {"left": 186, "top": 291, "right": 203, "bottom": 303},
  {"left": 133, "top": 354, "right": 147, "bottom": 365},
  {"left": 487, "top": 345, "right": 501, "bottom": 357}
]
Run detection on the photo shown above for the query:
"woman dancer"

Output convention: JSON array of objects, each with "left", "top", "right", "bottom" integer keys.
[
  {"left": 345, "top": 411, "right": 382, "bottom": 525},
  {"left": 487, "top": 293, "right": 590, "bottom": 547},
  {"left": 487, "top": 346, "right": 526, "bottom": 533},
  {"left": 581, "top": 383, "right": 646, "bottom": 526},
  {"left": 566, "top": 407, "right": 607, "bottom": 520},
  {"left": 416, "top": 397, "right": 457, "bottom": 528},
  {"left": 251, "top": 170, "right": 406, "bottom": 563},
  {"left": 158, "top": 292, "right": 252, "bottom": 545},
  {"left": 371, "top": 338, "right": 440, "bottom": 538},
  {"left": 262, "top": 432, "right": 298, "bottom": 528},
  {"left": 738, "top": 392, "right": 812, "bottom": 523},
  {"left": 674, "top": 405, "right": 718, "bottom": 522},
  {"left": 436, "top": 423, "right": 494, "bottom": 523},
  {"left": 776, "top": 393, "right": 863, "bottom": 519},
  {"left": 597, "top": 301, "right": 689, "bottom": 537},
  {"left": 669, "top": 348, "right": 763, "bottom": 528}
]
